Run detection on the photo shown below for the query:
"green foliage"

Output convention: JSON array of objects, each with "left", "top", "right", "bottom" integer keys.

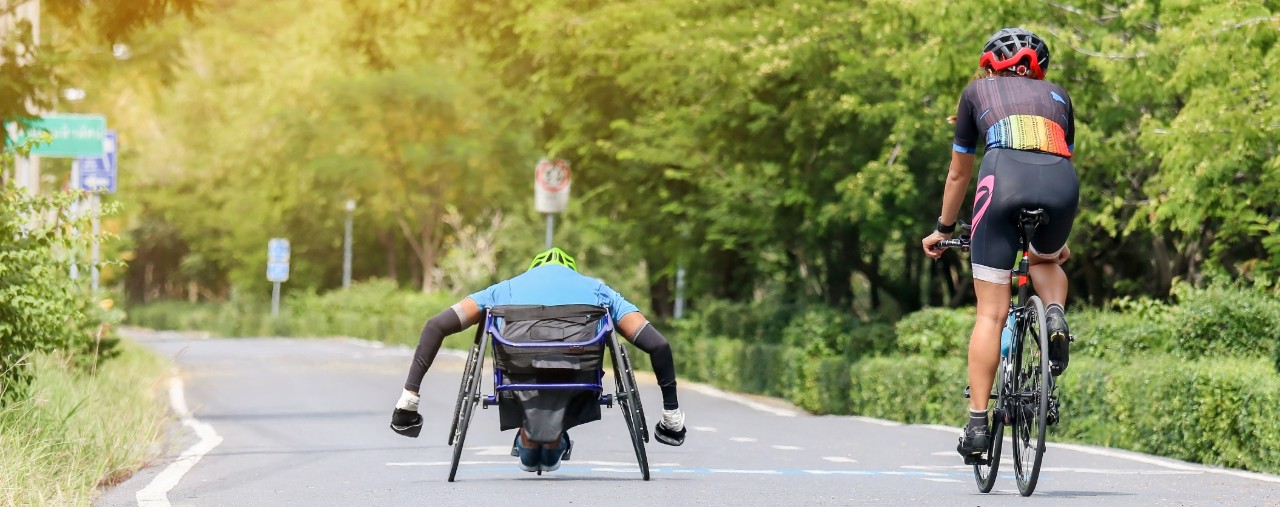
[
  {"left": 1168, "top": 284, "right": 1280, "bottom": 360},
  {"left": 0, "top": 184, "right": 120, "bottom": 400},
  {"left": 125, "top": 280, "right": 457, "bottom": 345},
  {"left": 892, "top": 307, "right": 974, "bottom": 358}
]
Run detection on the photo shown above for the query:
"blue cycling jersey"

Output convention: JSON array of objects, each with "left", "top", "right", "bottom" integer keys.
[{"left": 467, "top": 265, "right": 640, "bottom": 325}]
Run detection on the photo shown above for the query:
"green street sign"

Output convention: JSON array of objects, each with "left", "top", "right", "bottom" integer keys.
[{"left": 15, "top": 114, "right": 107, "bottom": 158}]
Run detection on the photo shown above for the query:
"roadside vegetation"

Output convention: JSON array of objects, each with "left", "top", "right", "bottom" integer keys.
[{"left": 1, "top": 145, "right": 171, "bottom": 505}]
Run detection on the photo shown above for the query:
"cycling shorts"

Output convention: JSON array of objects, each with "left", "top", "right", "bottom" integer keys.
[{"left": 969, "top": 149, "right": 1079, "bottom": 284}]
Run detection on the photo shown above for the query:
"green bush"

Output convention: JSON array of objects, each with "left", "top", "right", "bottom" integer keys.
[
  {"left": 1168, "top": 284, "right": 1280, "bottom": 361},
  {"left": 847, "top": 355, "right": 965, "bottom": 423},
  {"left": 892, "top": 307, "right": 974, "bottom": 358},
  {"left": 1, "top": 187, "right": 120, "bottom": 401},
  {"left": 125, "top": 280, "right": 458, "bottom": 346}
]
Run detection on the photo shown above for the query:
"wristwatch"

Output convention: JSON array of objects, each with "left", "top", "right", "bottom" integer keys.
[{"left": 936, "top": 218, "right": 956, "bottom": 234}]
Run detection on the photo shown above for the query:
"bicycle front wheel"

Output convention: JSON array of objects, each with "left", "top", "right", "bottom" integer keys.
[{"left": 1011, "top": 296, "right": 1050, "bottom": 496}]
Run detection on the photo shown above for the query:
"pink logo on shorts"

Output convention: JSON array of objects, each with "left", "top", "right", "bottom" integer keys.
[{"left": 972, "top": 175, "right": 996, "bottom": 233}]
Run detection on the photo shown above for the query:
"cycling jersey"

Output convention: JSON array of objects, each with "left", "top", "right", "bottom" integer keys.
[
  {"left": 468, "top": 264, "right": 640, "bottom": 325},
  {"left": 953, "top": 77, "right": 1075, "bottom": 158}
]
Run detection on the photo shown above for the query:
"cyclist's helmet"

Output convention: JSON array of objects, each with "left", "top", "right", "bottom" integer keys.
[
  {"left": 979, "top": 28, "right": 1050, "bottom": 80},
  {"left": 529, "top": 247, "right": 577, "bottom": 271}
]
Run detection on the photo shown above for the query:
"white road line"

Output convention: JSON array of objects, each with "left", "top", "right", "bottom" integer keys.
[
  {"left": 686, "top": 384, "right": 799, "bottom": 417},
  {"left": 923, "top": 478, "right": 962, "bottom": 483},
  {"left": 729, "top": 437, "right": 758, "bottom": 443},
  {"left": 708, "top": 469, "right": 783, "bottom": 475},
  {"left": 136, "top": 377, "right": 224, "bottom": 507},
  {"left": 916, "top": 423, "right": 1280, "bottom": 484},
  {"left": 388, "top": 460, "right": 681, "bottom": 467},
  {"left": 691, "top": 426, "right": 719, "bottom": 432},
  {"left": 846, "top": 416, "right": 902, "bottom": 427},
  {"left": 772, "top": 445, "right": 803, "bottom": 451},
  {"left": 822, "top": 456, "right": 858, "bottom": 463}
]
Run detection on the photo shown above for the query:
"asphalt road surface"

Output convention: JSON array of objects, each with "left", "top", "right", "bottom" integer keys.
[{"left": 98, "top": 330, "right": 1280, "bottom": 506}]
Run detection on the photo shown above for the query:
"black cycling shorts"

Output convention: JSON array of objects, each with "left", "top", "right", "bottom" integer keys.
[{"left": 969, "top": 149, "right": 1079, "bottom": 284}]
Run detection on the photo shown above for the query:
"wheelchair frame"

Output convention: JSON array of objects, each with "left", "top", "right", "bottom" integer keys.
[{"left": 446, "top": 306, "right": 650, "bottom": 482}]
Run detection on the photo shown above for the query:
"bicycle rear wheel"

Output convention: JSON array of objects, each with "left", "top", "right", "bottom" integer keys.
[
  {"left": 609, "top": 336, "right": 650, "bottom": 480},
  {"left": 1011, "top": 296, "right": 1050, "bottom": 496},
  {"left": 973, "top": 359, "right": 1005, "bottom": 493}
]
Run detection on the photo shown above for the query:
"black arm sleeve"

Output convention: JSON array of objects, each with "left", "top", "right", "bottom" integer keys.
[
  {"left": 633, "top": 323, "right": 679, "bottom": 410},
  {"left": 404, "top": 308, "right": 465, "bottom": 392}
]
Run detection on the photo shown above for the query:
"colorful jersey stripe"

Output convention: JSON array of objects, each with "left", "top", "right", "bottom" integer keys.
[{"left": 985, "top": 115, "right": 1071, "bottom": 158}]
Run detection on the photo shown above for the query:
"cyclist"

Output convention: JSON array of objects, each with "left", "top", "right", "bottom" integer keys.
[
  {"left": 920, "top": 28, "right": 1078, "bottom": 461},
  {"left": 388, "top": 247, "right": 687, "bottom": 472}
]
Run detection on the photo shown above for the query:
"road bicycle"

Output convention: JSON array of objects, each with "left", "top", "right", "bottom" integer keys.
[{"left": 936, "top": 208, "right": 1062, "bottom": 496}]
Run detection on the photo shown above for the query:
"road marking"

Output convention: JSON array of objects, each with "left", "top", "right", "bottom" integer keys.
[
  {"left": 923, "top": 478, "right": 962, "bottom": 483},
  {"left": 685, "top": 384, "right": 799, "bottom": 417},
  {"left": 388, "top": 460, "right": 682, "bottom": 467},
  {"left": 846, "top": 416, "right": 902, "bottom": 427},
  {"left": 729, "top": 437, "right": 758, "bottom": 443},
  {"left": 916, "top": 424, "right": 1280, "bottom": 484},
  {"left": 472, "top": 446, "right": 513, "bottom": 456},
  {"left": 708, "top": 469, "right": 784, "bottom": 475},
  {"left": 136, "top": 376, "right": 224, "bottom": 507},
  {"left": 772, "top": 445, "right": 802, "bottom": 451},
  {"left": 803, "top": 470, "right": 875, "bottom": 475},
  {"left": 823, "top": 456, "right": 858, "bottom": 464},
  {"left": 691, "top": 426, "right": 718, "bottom": 432}
]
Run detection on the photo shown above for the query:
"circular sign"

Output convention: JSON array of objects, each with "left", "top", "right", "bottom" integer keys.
[{"left": 535, "top": 159, "right": 571, "bottom": 192}]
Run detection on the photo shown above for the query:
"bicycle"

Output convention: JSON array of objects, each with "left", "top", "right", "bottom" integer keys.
[{"left": 935, "top": 208, "right": 1062, "bottom": 497}]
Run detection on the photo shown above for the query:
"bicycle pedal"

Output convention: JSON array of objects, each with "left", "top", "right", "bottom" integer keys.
[{"left": 963, "top": 454, "right": 989, "bottom": 466}]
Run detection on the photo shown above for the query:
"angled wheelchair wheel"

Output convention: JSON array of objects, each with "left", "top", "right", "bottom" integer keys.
[
  {"left": 609, "top": 336, "right": 650, "bottom": 481},
  {"left": 448, "top": 324, "right": 485, "bottom": 446},
  {"left": 449, "top": 326, "right": 489, "bottom": 482}
]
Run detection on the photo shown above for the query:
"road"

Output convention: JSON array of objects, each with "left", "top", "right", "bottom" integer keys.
[{"left": 98, "top": 330, "right": 1280, "bottom": 506}]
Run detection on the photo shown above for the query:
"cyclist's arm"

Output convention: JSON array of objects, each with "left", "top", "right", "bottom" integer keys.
[
  {"left": 940, "top": 151, "right": 976, "bottom": 227},
  {"left": 403, "top": 298, "right": 481, "bottom": 394}
]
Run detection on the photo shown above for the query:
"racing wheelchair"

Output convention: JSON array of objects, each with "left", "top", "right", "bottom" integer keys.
[{"left": 446, "top": 304, "right": 650, "bottom": 481}]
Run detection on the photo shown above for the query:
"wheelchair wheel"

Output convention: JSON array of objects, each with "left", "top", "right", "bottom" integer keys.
[
  {"left": 609, "top": 336, "right": 650, "bottom": 481},
  {"left": 448, "top": 324, "right": 486, "bottom": 446},
  {"left": 449, "top": 327, "right": 489, "bottom": 482}
]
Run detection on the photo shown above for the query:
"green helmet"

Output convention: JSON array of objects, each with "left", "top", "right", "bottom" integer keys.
[{"left": 529, "top": 247, "right": 577, "bottom": 271}]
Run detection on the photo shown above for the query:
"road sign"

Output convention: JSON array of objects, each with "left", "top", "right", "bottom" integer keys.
[
  {"left": 77, "top": 131, "right": 117, "bottom": 193},
  {"left": 268, "top": 238, "right": 291, "bottom": 264},
  {"left": 534, "top": 158, "right": 571, "bottom": 214},
  {"left": 267, "top": 238, "right": 290, "bottom": 282},
  {"left": 12, "top": 114, "right": 107, "bottom": 158},
  {"left": 267, "top": 262, "right": 290, "bottom": 282}
]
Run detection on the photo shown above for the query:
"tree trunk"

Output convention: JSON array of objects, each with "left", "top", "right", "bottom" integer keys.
[{"left": 380, "top": 230, "right": 399, "bottom": 281}]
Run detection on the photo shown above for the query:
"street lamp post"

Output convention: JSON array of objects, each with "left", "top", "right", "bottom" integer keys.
[{"left": 342, "top": 199, "right": 355, "bottom": 289}]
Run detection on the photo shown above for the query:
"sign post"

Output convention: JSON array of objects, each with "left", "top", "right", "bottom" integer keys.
[
  {"left": 267, "top": 238, "right": 290, "bottom": 317},
  {"left": 77, "top": 130, "right": 118, "bottom": 292},
  {"left": 14, "top": 114, "right": 107, "bottom": 158},
  {"left": 534, "top": 158, "right": 571, "bottom": 248}
]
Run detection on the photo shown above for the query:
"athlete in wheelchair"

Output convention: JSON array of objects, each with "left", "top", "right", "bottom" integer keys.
[{"left": 389, "top": 248, "right": 686, "bottom": 479}]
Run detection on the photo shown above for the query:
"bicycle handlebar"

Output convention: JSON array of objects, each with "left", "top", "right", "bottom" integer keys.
[{"left": 933, "top": 237, "right": 971, "bottom": 251}]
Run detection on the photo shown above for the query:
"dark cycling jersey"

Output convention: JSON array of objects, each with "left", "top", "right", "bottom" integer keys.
[{"left": 953, "top": 77, "right": 1075, "bottom": 158}]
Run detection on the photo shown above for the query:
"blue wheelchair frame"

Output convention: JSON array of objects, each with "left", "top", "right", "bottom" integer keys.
[
  {"left": 483, "top": 309, "right": 614, "bottom": 408},
  {"left": 446, "top": 305, "right": 651, "bottom": 482}
]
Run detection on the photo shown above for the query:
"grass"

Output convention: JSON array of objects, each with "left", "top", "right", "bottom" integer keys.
[{"left": 0, "top": 340, "right": 171, "bottom": 506}]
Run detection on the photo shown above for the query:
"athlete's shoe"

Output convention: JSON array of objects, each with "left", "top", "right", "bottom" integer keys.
[
  {"left": 389, "top": 408, "right": 422, "bottom": 438},
  {"left": 655, "top": 408, "right": 687, "bottom": 446},
  {"left": 1045, "top": 304, "right": 1071, "bottom": 376},
  {"left": 514, "top": 433, "right": 541, "bottom": 473},
  {"left": 540, "top": 432, "right": 572, "bottom": 472},
  {"left": 957, "top": 424, "right": 991, "bottom": 458}
]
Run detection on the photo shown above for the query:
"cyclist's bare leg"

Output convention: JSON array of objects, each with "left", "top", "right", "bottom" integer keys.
[
  {"left": 1028, "top": 253, "right": 1068, "bottom": 307},
  {"left": 969, "top": 279, "right": 1011, "bottom": 411}
]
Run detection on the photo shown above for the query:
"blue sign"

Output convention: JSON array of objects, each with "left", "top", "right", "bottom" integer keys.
[
  {"left": 267, "top": 238, "right": 291, "bottom": 264},
  {"left": 266, "top": 262, "right": 290, "bottom": 282},
  {"left": 77, "top": 130, "right": 117, "bottom": 193}
]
